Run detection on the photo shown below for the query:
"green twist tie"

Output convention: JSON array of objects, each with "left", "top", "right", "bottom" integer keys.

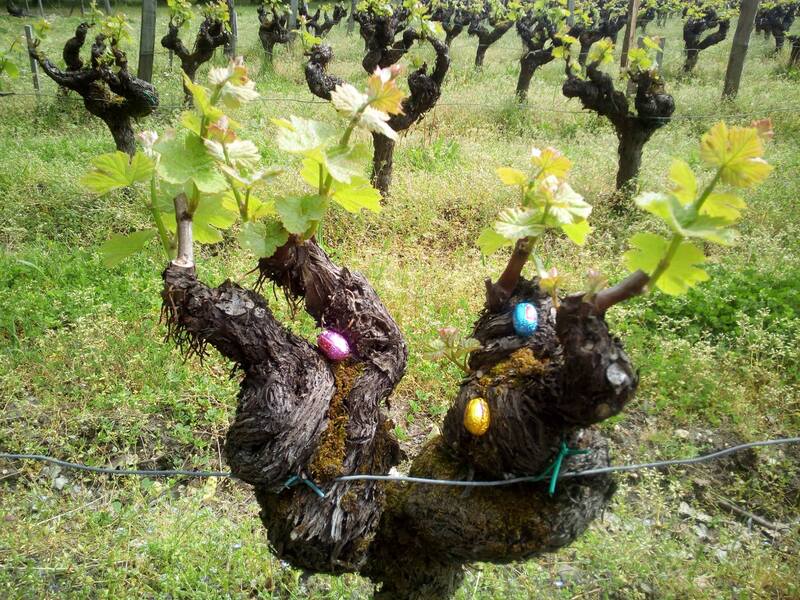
[
  {"left": 283, "top": 474, "right": 326, "bottom": 498},
  {"left": 536, "top": 441, "right": 591, "bottom": 496}
]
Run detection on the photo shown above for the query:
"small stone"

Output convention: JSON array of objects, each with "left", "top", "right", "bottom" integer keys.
[
  {"left": 693, "top": 523, "right": 710, "bottom": 541},
  {"left": 606, "top": 363, "right": 630, "bottom": 387},
  {"left": 52, "top": 475, "right": 68, "bottom": 491},
  {"left": 675, "top": 429, "right": 691, "bottom": 440}
]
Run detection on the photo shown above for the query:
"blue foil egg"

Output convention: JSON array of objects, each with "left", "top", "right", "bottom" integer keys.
[{"left": 512, "top": 302, "right": 538, "bottom": 337}]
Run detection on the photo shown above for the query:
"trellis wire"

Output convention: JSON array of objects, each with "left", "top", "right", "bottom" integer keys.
[
  {"left": 2, "top": 437, "right": 798, "bottom": 491},
  {"left": 2, "top": 90, "right": 799, "bottom": 121}
]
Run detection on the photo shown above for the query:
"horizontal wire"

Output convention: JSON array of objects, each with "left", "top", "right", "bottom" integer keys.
[
  {"left": 3, "top": 437, "right": 799, "bottom": 488},
  {"left": 2, "top": 90, "right": 799, "bottom": 120}
]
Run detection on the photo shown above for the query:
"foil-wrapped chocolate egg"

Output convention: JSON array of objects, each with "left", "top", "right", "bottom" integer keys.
[
  {"left": 463, "top": 397, "right": 490, "bottom": 436},
  {"left": 317, "top": 330, "right": 351, "bottom": 361},
  {"left": 512, "top": 302, "right": 538, "bottom": 337}
]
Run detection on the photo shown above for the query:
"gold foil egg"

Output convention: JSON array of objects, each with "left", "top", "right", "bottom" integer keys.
[{"left": 463, "top": 397, "right": 491, "bottom": 436}]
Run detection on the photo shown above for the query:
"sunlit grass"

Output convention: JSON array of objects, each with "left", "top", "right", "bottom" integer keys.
[{"left": 1, "top": 5, "right": 799, "bottom": 599}]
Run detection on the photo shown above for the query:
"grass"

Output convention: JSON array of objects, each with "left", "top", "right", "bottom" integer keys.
[{"left": 1, "top": 5, "right": 800, "bottom": 599}]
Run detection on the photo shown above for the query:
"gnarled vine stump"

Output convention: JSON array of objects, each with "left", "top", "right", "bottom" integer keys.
[
  {"left": 468, "top": 18, "right": 514, "bottom": 68},
  {"left": 682, "top": 10, "right": 729, "bottom": 73},
  {"left": 257, "top": 5, "right": 291, "bottom": 65},
  {"left": 161, "top": 16, "right": 229, "bottom": 101},
  {"left": 562, "top": 61, "right": 675, "bottom": 191},
  {"left": 305, "top": 37, "right": 450, "bottom": 196},
  {"left": 30, "top": 24, "right": 159, "bottom": 155},
  {"left": 161, "top": 225, "right": 641, "bottom": 598}
]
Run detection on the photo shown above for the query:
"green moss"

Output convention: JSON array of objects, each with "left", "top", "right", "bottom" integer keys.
[
  {"left": 307, "top": 361, "right": 364, "bottom": 482},
  {"left": 478, "top": 347, "right": 548, "bottom": 388}
]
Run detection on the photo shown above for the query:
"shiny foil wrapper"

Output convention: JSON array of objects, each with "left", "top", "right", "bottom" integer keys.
[
  {"left": 317, "top": 329, "right": 351, "bottom": 361},
  {"left": 512, "top": 302, "right": 538, "bottom": 337},
  {"left": 463, "top": 397, "right": 491, "bottom": 436}
]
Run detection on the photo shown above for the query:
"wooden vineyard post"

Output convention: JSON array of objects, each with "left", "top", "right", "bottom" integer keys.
[
  {"left": 103, "top": 0, "right": 111, "bottom": 14},
  {"left": 24, "top": 25, "right": 41, "bottom": 97},
  {"left": 81, "top": 0, "right": 85, "bottom": 17},
  {"left": 347, "top": 0, "right": 356, "bottom": 35},
  {"left": 225, "top": 0, "right": 238, "bottom": 58},
  {"left": 655, "top": 36, "right": 665, "bottom": 68},
  {"left": 567, "top": 0, "right": 575, "bottom": 27},
  {"left": 289, "top": 0, "right": 298, "bottom": 32},
  {"left": 138, "top": 0, "right": 157, "bottom": 83},
  {"left": 37, "top": 0, "right": 43, "bottom": 18},
  {"left": 723, "top": 0, "right": 761, "bottom": 99},
  {"left": 620, "top": 0, "right": 641, "bottom": 69}
]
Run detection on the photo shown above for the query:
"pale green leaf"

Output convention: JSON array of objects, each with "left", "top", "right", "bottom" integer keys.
[
  {"left": 239, "top": 220, "right": 289, "bottom": 258},
  {"left": 192, "top": 195, "right": 239, "bottom": 244},
  {"left": 275, "top": 195, "right": 327, "bottom": 235},
  {"left": 99, "top": 229, "right": 156, "bottom": 267},
  {"left": 3, "top": 60, "right": 20, "bottom": 78},
  {"left": 81, "top": 151, "right": 154, "bottom": 194},
  {"left": 331, "top": 177, "right": 382, "bottom": 213},
  {"left": 560, "top": 219, "right": 591, "bottom": 245},
  {"left": 668, "top": 158, "right": 697, "bottom": 205},
  {"left": 325, "top": 142, "right": 370, "bottom": 184},
  {"left": 701, "top": 192, "right": 746, "bottom": 222},
  {"left": 624, "top": 233, "right": 709, "bottom": 296},
  {"left": 635, "top": 191, "right": 737, "bottom": 245},
  {"left": 156, "top": 133, "right": 227, "bottom": 193},
  {"left": 477, "top": 227, "right": 512, "bottom": 255},
  {"left": 300, "top": 157, "right": 326, "bottom": 189},
  {"left": 699, "top": 122, "right": 772, "bottom": 187},
  {"left": 273, "top": 116, "right": 336, "bottom": 156},
  {"left": 494, "top": 207, "right": 543, "bottom": 241},
  {"left": 496, "top": 167, "right": 528, "bottom": 186}
]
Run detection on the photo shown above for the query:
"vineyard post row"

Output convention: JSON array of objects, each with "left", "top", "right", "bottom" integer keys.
[
  {"left": 724, "top": 0, "right": 761, "bottom": 98},
  {"left": 137, "top": 0, "right": 156, "bottom": 82},
  {"left": 15, "top": 0, "right": 778, "bottom": 103},
  {"left": 620, "top": 0, "right": 642, "bottom": 68},
  {"left": 23, "top": 24, "right": 40, "bottom": 95}
]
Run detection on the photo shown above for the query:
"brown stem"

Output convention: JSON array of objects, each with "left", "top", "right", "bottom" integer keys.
[
  {"left": 172, "top": 193, "right": 194, "bottom": 268},
  {"left": 485, "top": 238, "right": 533, "bottom": 311},
  {"left": 592, "top": 269, "right": 649, "bottom": 313}
]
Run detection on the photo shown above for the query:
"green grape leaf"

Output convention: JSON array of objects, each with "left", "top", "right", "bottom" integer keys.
[
  {"left": 560, "top": 219, "right": 591, "bottom": 245},
  {"left": 587, "top": 38, "right": 614, "bottom": 64},
  {"left": 477, "top": 227, "right": 513, "bottom": 255},
  {"left": 699, "top": 122, "right": 772, "bottom": 187},
  {"left": 273, "top": 116, "right": 337, "bottom": 156},
  {"left": 701, "top": 192, "right": 746, "bottom": 222},
  {"left": 81, "top": 151, "right": 154, "bottom": 194},
  {"left": 668, "top": 158, "right": 697, "bottom": 205},
  {"left": 239, "top": 220, "right": 289, "bottom": 258},
  {"left": 546, "top": 181, "right": 592, "bottom": 225},
  {"left": 99, "top": 229, "right": 156, "bottom": 267},
  {"left": 496, "top": 167, "right": 528, "bottom": 186},
  {"left": 192, "top": 195, "right": 238, "bottom": 243},
  {"left": 531, "top": 147, "right": 571, "bottom": 179},
  {"left": 2, "top": 60, "right": 19, "bottom": 78},
  {"left": 300, "top": 157, "right": 326, "bottom": 189},
  {"left": 275, "top": 194, "right": 327, "bottom": 235},
  {"left": 635, "top": 192, "right": 736, "bottom": 245},
  {"left": 494, "top": 207, "right": 543, "bottom": 241},
  {"left": 182, "top": 74, "right": 223, "bottom": 121},
  {"left": 624, "top": 233, "right": 709, "bottom": 295},
  {"left": 180, "top": 111, "right": 203, "bottom": 136},
  {"left": 331, "top": 177, "right": 382, "bottom": 213},
  {"left": 156, "top": 133, "right": 227, "bottom": 193},
  {"left": 325, "top": 142, "right": 370, "bottom": 184},
  {"left": 681, "top": 215, "right": 739, "bottom": 245}
]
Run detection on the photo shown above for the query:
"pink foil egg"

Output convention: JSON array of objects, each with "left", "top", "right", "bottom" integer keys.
[{"left": 317, "top": 330, "right": 351, "bottom": 361}]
